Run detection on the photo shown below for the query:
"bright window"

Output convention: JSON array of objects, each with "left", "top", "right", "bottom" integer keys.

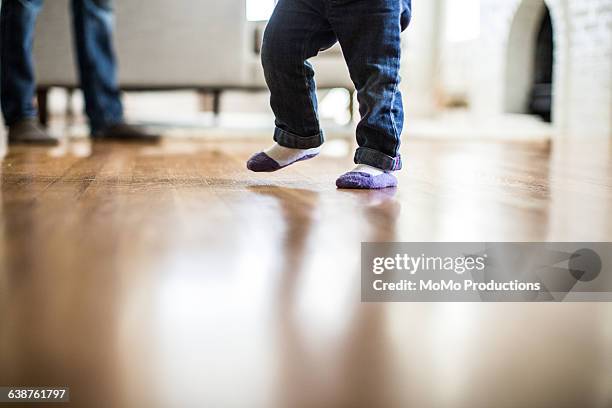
[
  {"left": 246, "top": 0, "right": 276, "bottom": 22},
  {"left": 446, "top": 0, "right": 480, "bottom": 42}
]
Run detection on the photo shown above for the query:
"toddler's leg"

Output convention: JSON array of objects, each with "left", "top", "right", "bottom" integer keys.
[
  {"left": 330, "top": 0, "right": 406, "bottom": 189},
  {"left": 247, "top": 0, "right": 336, "bottom": 172}
]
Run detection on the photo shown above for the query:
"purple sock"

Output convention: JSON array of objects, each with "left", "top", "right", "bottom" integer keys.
[
  {"left": 336, "top": 171, "right": 398, "bottom": 189},
  {"left": 247, "top": 151, "right": 319, "bottom": 173}
]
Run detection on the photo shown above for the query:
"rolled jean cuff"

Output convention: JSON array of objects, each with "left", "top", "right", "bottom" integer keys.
[
  {"left": 273, "top": 127, "right": 324, "bottom": 149},
  {"left": 354, "top": 147, "right": 402, "bottom": 171}
]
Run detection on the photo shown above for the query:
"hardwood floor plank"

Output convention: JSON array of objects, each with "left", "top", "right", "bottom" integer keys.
[{"left": 0, "top": 137, "right": 611, "bottom": 408}]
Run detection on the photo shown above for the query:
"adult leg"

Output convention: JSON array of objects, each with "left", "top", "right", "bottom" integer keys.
[
  {"left": 1, "top": 0, "right": 56, "bottom": 144},
  {"left": 0, "top": 0, "right": 43, "bottom": 125},
  {"left": 71, "top": 0, "right": 159, "bottom": 141},
  {"left": 247, "top": 0, "right": 336, "bottom": 172},
  {"left": 71, "top": 0, "right": 123, "bottom": 133}
]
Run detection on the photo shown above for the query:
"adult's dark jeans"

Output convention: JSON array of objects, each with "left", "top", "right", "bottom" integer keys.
[
  {"left": 0, "top": 0, "right": 123, "bottom": 132},
  {"left": 262, "top": 0, "right": 411, "bottom": 171}
]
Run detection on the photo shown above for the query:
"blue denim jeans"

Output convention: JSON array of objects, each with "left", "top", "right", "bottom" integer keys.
[
  {"left": 0, "top": 0, "right": 123, "bottom": 132},
  {"left": 262, "top": 0, "right": 411, "bottom": 171}
]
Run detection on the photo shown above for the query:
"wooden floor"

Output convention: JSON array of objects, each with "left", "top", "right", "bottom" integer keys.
[{"left": 0, "top": 137, "right": 611, "bottom": 408}]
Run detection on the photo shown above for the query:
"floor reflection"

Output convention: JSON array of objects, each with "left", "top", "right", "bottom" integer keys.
[
  {"left": 248, "top": 185, "right": 404, "bottom": 408},
  {"left": 0, "top": 139, "right": 611, "bottom": 407}
]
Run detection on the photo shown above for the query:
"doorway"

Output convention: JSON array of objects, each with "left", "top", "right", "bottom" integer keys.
[{"left": 528, "top": 7, "right": 554, "bottom": 122}]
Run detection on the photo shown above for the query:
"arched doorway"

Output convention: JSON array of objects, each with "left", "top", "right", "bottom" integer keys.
[
  {"left": 529, "top": 7, "right": 553, "bottom": 122},
  {"left": 504, "top": 0, "right": 555, "bottom": 123}
]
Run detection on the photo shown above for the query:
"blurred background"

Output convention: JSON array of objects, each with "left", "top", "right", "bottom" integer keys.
[
  {"left": 0, "top": 0, "right": 607, "bottom": 145},
  {"left": 1, "top": 2, "right": 612, "bottom": 408}
]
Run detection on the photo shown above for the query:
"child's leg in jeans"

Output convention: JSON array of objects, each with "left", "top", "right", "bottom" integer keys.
[
  {"left": 247, "top": 0, "right": 337, "bottom": 172},
  {"left": 331, "top": 0, "right": 406, "bottom": 189}
]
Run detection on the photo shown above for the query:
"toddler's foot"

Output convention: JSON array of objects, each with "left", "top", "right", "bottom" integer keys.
[
  {"left": 247, "top": 143, "right": 320, "bottom": 172},
  {"left": 336, "top": 164, "right": 397, "bottom": 189}
]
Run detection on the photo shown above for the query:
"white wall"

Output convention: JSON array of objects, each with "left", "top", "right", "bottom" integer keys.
[
  {"left": 563, "top": 0, "right": 612, "bottom": 137},
  {"left": 437, "top": 0, "right": 481, "bottom": 106},
  {"left": 400, "top": 0, "right": 444, "bottom": 117},
  {"left": 472, "top": 0, "right": 611, "bottom": 137}
]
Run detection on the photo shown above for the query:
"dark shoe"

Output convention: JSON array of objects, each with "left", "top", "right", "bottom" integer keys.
[
  {"left": 7, "top": 118, "right": 58, "bottom": 145},
  {"left": 92, "top": 123, "right": 161, "bottom": 143}
]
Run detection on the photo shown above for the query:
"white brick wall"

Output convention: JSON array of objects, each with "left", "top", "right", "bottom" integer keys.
[
  {"left": 473, "top": 0, "right": 612, "bottom": 137},
  {"left": 401, "top": 0, "right": 444, "bottom": 116},
  {"left": 565, "top": 0, "right": 612, "bottom": 137}
]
